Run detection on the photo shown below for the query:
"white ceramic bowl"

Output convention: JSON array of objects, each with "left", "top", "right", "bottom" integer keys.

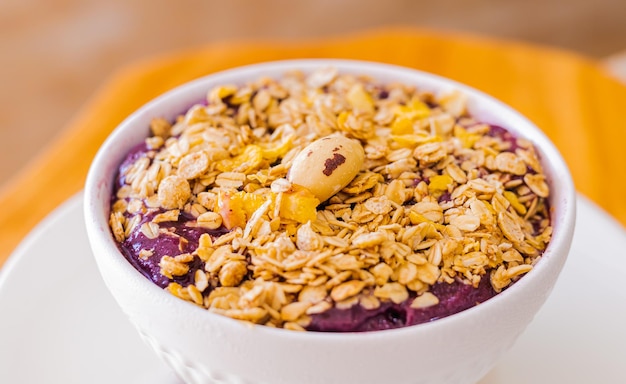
[{"left": 84, "top": 59, "right": 576, "bottom": 384}]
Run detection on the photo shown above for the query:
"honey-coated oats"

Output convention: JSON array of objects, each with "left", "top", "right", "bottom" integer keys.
[{"left": 110, "top": 68, "right": 552, "bottom": 330}]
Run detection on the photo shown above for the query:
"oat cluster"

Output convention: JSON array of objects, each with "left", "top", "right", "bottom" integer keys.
[{"left": 109, "top": 67, "right": 552, "bottom": 330}]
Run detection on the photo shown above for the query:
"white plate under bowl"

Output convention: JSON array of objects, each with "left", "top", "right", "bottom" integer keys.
[{"left": 0, "top": 193, "right": 625, "bottom": 383}]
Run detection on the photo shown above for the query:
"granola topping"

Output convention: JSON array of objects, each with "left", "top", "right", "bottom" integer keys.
[{"left": 110, "top": 68, "right": 552, "bottom": 331}]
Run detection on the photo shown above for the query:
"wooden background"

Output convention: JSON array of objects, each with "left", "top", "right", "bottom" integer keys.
[{"left": 1, "top": 0, "right": 625, "bottom": 190}]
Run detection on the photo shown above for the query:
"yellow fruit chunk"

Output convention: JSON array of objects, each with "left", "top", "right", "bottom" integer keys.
[
  {"left": 279, "top": 186, "right": 320, "bottom": 223},
  {"left": 215, "top": 190, "right": 270, "bottom": 230},
  {"left": 428, "top": 174, "right": 453, "bottom": 193},
  {"left": 395, "top": 99, "right": 430, "bottom": 120},
  {"left": 503, "top": 191, "right": 527, "bottom": 215},
  {"left": 408, "top": 211, "right": 431, "bottom": 225},
  {"left": 391, "top": 98, "right": 431, "bottom": 135},
  {"left": 391, "top": 116, "right": 414, "bottom": 135},
  {"left": 260, "top": 135, "right": 293, "bottom": 162},
  {"left": 216, "top": 191, "right": 247, "bottom": 230},
  {"left": 216, "top": 145, "right": 263, "bottom": 173},
  {"left": 454, "top": 125, "right": 480, "bottom": 149},
  {"left": 240, "top": 192, "right": 267, "bottom": 217}
]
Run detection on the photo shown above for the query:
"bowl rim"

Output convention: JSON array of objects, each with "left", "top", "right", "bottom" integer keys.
[{"left": 84, "top": 58, "right": 576, "bottom": 341}]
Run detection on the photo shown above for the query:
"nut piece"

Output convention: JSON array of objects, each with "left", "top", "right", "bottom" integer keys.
[
  {"left": 158, "top": 175, "right": 191, "bottom": 209},
  {"left": 159, "top": 255, "right": 190, "bottom": 278},
  {"left": 288, "top": 134, "right": 364, "bottom": 201},
  {"left": 219, "top": 261, "right": 248, "bottom": 287},
  {"left": 150, "top": 117, "right": 172, "bottom": 138}
]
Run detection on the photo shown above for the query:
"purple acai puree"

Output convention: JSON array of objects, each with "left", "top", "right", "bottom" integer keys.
[
  {"left": 307, "top": 277, "right": 497, "bottom": 332},
  {"left": 114, "top": 143, "right": 229, "bottom": 288},
  {"left": 488, "top": 124, "right": 521, "bottom": 152},
  {"left": 119, "top": 212, "right": 224, "bottom": 288},
  {"left": 112, "top": 121, "right": 534, "bottom": 332},
  {"left": 115, "top": 142, "right": 151, "bottom": 190}
]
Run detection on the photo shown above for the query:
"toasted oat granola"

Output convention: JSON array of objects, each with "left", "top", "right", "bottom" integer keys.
[{"left": 110, "top": 67, "right": 552, "bottom": 331}]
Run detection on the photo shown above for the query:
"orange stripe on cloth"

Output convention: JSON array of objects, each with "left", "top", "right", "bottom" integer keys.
[{"left": 1, "top": 27, "right": 625, "bottom": 267}]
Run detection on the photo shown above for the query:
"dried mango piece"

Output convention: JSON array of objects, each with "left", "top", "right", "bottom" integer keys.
[
  {"left": 408, "top": 211, "right": 431, "bottom": 225},
  {"left": 216, "top": 190, "right": 269, "bottom": 230},
  {"left": 260, "top": 135, "right": 294, "bottom": 162},
  {"left": 241, "top": 192, "right": 267, "bottom": 218},
  {"left": 391, "top": 116, "right": 414, "bottom": 135},
  {"left": 216, "top": 190, "right": 247, "bottom": 230},
  {"left": 391, "top": 98, "right": 431, "bottom": 135},
  {"left": 406, "top": 98, "right": 431, "bottom": 119},
  {"left": 395, "top": 100, "right": 430, "bottom": 120},
  {"left": 216, "top": 145, "right": 263, "bottom": 173},
  {"left": 428, "top": 174, "right": 453, "bottom": 193},
  {"left": 278, "top": 186, "right": 320, "bottom": 223},
  {"left": 454, "top": 125, "right": 480, "bottom": 149},
  {"left": 503, "top": 191, "right": 527, "bottom": 215}
]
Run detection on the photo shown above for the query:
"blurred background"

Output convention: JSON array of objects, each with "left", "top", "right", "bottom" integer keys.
[{"left": 2, "top": 0, "right": 626, "bottom": 190}]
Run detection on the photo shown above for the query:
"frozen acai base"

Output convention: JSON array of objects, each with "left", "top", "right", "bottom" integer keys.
[{"left": 109, "top": 68, "right": 552, "bottom": 332}]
